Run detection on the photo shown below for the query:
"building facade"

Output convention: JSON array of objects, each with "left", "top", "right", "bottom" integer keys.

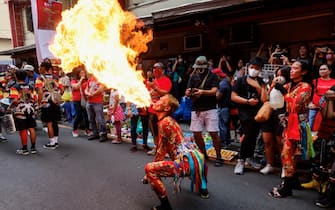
[
  {"left": 126, "top": 0, "right": 335, "bottom": 69},
  {"left": 0, "top": 1, "right": 12, "bottom": 70},
  {"left": 0, "top": 0, "right": 81, "bottom": 67}
]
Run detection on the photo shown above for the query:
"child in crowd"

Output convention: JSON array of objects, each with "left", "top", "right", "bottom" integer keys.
[
  {"left": 126, "top": 103, "right": 150, "bottom": 152},
  {"left": 8, "top": 70, "right": 37, "bottom": 155},
  {"left": 109, "top": 88, "right": 125, "bottom": 144}
]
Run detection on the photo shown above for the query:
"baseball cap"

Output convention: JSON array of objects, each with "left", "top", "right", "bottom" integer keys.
[
  {"left": 153, "top": 62, "right": 164, "bottom": 69},
  {"left": 193, "top": 56, "right": 208, "bottom": 69},
  {"left": 211, "top": 68, "right": 226, "bottom": 78},
  {"left": 23, "top": 64, "right": 34, "bottom": 71},
  {"left": 249, "top": 57, "right": 264, "bottom": 67}
]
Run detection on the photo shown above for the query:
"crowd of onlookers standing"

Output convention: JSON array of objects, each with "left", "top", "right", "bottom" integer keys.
[{"left": 1, "top": 43, "right": 335, "bottom": 208}]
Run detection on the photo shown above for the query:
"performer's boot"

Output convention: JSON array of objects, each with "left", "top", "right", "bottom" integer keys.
[
  {"left": 269, "top": 177, "right": 293, "bottom": 198},
  {"left": 151, "top": 196, "right": 172, "bottom": 210}
]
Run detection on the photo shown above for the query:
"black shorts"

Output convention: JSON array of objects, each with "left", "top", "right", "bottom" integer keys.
[
  {"left": 41, "top": 102, "right": 61, "bottom": 123},
  {"left": 261, "top": 109, "right": 285, "bottom": 136},
  {"left": 14, "top": 116, "right": 37, "bottom": 131}
]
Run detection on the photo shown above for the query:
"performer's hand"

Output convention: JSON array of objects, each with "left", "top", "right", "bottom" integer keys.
[{"left": 141, "top": 175, "right": 148, "bottom": 184}]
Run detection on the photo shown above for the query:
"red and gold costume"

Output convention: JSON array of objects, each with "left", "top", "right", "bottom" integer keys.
[
  {"left": 282, "top": 82, "right": 312, "bottom": 177},
  {"left": 145, "top": 116, "right": 207, "bottom": 197}
]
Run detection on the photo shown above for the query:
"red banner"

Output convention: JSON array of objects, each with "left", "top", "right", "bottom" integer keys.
[{"left": 37, "top": 0, "right": 62, "bottom": 30}]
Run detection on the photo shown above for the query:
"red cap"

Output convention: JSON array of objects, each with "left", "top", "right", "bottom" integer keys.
[{"left": 211, "top": 68, "right": 226, "bottom": 78}]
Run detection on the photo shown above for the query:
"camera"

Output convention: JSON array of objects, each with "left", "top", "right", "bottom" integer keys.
[
  {"left": 190, "top": 88, "right": 196, "bottom": 96},
  {"left": 273, "top": 52, "right": 283, "bottom": 58}
]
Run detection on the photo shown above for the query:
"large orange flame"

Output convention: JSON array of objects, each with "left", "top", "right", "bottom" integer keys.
[{"left": 49, "top": 0, "right": 153, "bottom": 107}]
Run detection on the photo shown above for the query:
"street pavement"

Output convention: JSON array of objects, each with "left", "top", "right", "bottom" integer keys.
[{"left": 0, "top": 124, "right": 322, "bottom": 210}]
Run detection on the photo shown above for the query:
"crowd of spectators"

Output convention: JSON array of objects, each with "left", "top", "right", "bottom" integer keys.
[{"left": 1, "top": 42, "right": 335, "bottom": 208}]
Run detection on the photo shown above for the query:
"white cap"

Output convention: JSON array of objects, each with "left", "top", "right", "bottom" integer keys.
[
  {"left": 23, "top": 64, "right": 34, "bottom": 71},
  {"left": 8, "top": 64, "right": 19, "bottom": 70}
]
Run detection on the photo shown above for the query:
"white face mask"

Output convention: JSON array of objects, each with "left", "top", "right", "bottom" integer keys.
[
  {"left": 248, "top": 68, "right": 259, "bottom": 78},
  {"left": 274, "top": 76, "right": 286, "bottom": 85}
]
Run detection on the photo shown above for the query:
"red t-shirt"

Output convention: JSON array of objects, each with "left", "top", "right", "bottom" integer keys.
[
  {"left": 71, "top": 79, "right": 87, "bottom": 102},
  {"left": 312, "top": 78, "right": 335, "bottom": 106},
  {"left": 86, "top": 77, "right": 104, "bottom": 103},
  {"left": 148, "top": 76, "right": 172, "bottom": 113}
]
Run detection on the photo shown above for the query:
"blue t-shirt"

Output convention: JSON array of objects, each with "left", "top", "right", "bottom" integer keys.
[{"left": 217, "top": 78, "right": 231, "bottom": 108}]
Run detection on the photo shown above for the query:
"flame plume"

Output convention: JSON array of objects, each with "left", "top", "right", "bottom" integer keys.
[{"left": 49, "top": 0, "right": 153, "bottom": 107}]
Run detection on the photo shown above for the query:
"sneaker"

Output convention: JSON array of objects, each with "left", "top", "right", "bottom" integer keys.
[
  {"left": 147, "top": 148, "right": 156, "bottom": 156},
  {"left": 260, "top": 164, "right": 275, "bottom": 175},
  {"left": 85, "top": 130, "right": 93, "bottom": 136},
  {"left": 0, "top": 136, "right": 8, "bottom": 143},
  {"left": 43, "top": 143, "right": 57, "bottom": 150},
  {"left": 55, "top": 143, "right": 59, "bottom": 148},
  {"left": 130, "top": 146, "right": 138, "bottom": 152},
  {"left": 72, "top": 130, "right": 79, "bottom": 138},
  {"left": 99, "top": 135, "right": 107, "bottom": 142},
  {"left": 199, "top": 188, "right": 210, "bottom": 199},
  {"left": 234, "top": 159, "right": 245, "bottom": 175},
  {"left": 245, "top": 158, "right": 261, "bottom": 170},
  {"left": 214, "top": 158, "right": 224, "bottom": 167},
  {"left": 88, "top": 135, "right": 99, "bottom": 141},
  {"left": 315, "top": 197, "right": 335, "bottom": 208},
  {"left": 30, "top": 147, "right": 38, "bottom": 154},
  {"left": 16, "top": 148, "right": 29, "bottom": 155}
]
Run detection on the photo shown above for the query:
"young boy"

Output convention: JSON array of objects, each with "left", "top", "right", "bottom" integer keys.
[{"left": 8, "top": 70, "right": 37, "bottom": 155}]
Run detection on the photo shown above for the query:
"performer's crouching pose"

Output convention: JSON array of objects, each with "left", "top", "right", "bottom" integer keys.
[{"left": 144, "top": 94, "right": 209, "bottom": 210}]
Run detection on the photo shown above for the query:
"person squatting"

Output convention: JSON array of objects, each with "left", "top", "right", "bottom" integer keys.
[{"left": 144, "top": 94, "right": 209, "bottom": 210}]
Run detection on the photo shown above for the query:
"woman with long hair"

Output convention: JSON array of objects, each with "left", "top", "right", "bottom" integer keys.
[
  {"left": 269, "top": 61, "right": 313, "bottom": 198},
  {"left": 260, "top": 66, "right": 291, "bottom": 175},
  {"left": 71, "top": 66, "right": 91, "bottom": 137}
]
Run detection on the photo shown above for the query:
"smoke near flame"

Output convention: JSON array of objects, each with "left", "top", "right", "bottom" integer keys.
[{"left": 49, "top": 0, "right": 153, "bottom": 106}]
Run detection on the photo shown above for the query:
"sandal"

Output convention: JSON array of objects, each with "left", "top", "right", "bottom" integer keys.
[
  {"left": 111, "top": 140, "right": 122, "bottom": 144},
  {"left": 268, "top": 186, "right": 292, "bottom": 198}
]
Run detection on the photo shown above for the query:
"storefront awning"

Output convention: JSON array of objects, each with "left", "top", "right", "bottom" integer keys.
[
  {"left": 0, "top": 44, "right": 36, "bottom": 56},
  {"left": 137, "top": 0, "right": 260, "bottom": 22}
]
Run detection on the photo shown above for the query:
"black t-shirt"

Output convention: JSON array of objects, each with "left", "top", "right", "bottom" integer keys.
[
  {"left": 187, "top": 70, "right": 218, "bottom": 111},
  {"left": 232, "top": 76, "right": 263, "bottom": 121}
]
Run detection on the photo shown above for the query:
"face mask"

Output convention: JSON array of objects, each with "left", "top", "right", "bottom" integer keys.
[
  {"left": 248, "top": 68, "right": 259, "bottom": 78},
  {"left": 274, "top": 76, "right": 286, "bottom": 85}
]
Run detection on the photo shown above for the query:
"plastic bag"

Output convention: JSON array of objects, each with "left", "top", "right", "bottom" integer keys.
[{"left": 269, "top": 88, "right": 284, "bottom": 109}]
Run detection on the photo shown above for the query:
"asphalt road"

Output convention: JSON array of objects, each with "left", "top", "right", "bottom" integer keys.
[{"left": 0, "top": 124, "right": 322, "bottom": 210}]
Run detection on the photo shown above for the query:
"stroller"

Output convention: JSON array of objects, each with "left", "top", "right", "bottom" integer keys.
[{"left": 0, "top": 98, "right": 16, "bottom": 134}]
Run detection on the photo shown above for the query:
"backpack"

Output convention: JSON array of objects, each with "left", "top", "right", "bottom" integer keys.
[{"left": 41, "top": 75, "right": 62, "bottom": 105}]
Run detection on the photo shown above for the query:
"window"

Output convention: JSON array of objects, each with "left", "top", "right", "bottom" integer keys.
[
  {"left": 228, "top": 23, "right": 254, "bottom": 45},
  {"left": 25, "top": 6, "right": 34, "bottom": 32},
  {"left": 184, "top": 34, "right": 202, "bottom": 51}
]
